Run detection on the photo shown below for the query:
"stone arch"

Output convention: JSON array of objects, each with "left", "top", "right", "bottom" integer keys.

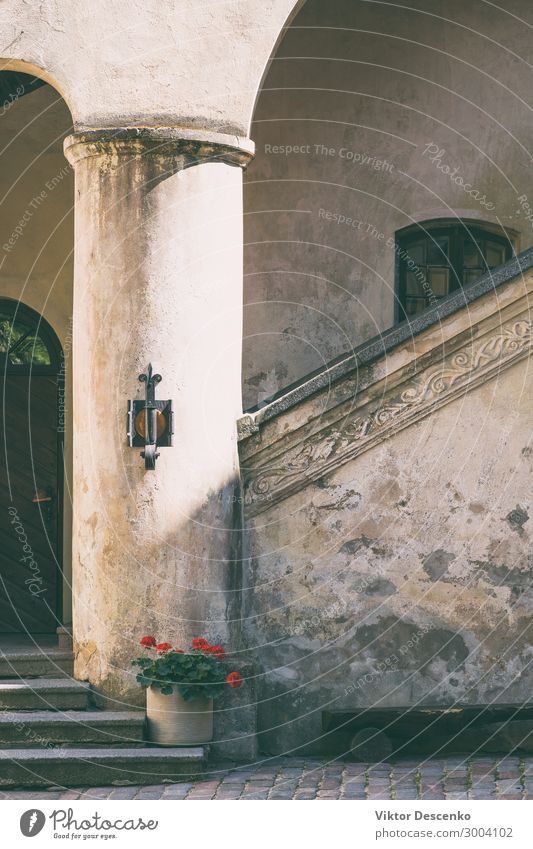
[
  {"left": 0, "top": 58, "right": 73, "bottom": 119},
  {"left": 247, "top": 0, "right": 308, "bottom": 137}
]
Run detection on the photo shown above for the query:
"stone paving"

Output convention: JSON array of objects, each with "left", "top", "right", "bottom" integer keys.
[{"left": 1, "top": 755, "right": 531, "bottom": 800}]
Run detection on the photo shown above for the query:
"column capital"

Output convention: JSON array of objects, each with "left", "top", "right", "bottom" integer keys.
[{"left": 64, "top": 126, "right": 255, "bottom": 168}]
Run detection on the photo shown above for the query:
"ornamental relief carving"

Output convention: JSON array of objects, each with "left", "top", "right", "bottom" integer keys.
[{"left": 243, "top": 318, "right": 531, "bottom": 514}]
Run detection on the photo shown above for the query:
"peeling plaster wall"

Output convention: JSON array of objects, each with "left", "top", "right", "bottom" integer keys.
[
  {"left": 242, "top": 360, "right": 532, "bottom": 754},
  {"left": 243, "top": 0, "right": 533, "bottom": 409}
]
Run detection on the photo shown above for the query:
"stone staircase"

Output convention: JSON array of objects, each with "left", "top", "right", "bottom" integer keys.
[{"left": 0, "top": 645, "right": 206, "bottom": 788}]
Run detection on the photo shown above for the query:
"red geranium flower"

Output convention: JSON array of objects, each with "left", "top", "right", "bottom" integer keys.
[
  {"left": 156, "top": 642, "right": 172, "bottom": 653},
  {"left": 140, "top": 635, "right": 156, "bottom": 648},
  {"left": 191, "top": 637, "right": 210, "bottom": 650},
  {"left": 226, "top": 671, "right": 243, "bottom": 689},
  {"left": 207, "top": 645, "right": 225, "bottom": 661}
]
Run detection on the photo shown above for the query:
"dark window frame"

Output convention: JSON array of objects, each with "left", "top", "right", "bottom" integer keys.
[{"left": 395, "top": 220, "right": 515, "bottom": 323}]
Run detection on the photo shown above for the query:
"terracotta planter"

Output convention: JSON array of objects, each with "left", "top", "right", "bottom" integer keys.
[{"left": 146, "top": 687, "right": 213, "bottom": 746}]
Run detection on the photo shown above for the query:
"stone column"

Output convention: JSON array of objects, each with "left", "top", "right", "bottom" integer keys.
[{"left": 64, "top": 129, "right": 254, "bottom": 704}]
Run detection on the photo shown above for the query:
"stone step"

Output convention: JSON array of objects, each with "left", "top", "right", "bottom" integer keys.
[
  {"left": 0, "top": 746, "right": 206, "bottom": 787},
  {"left": 0, "top": 649, "right": 74, "bottom": 679},
  {"left": 0, "top": 678, "right": 90, "bottom": 710},
  {"left": 0, "top": 710, "right": 146, "bottom": 746}
]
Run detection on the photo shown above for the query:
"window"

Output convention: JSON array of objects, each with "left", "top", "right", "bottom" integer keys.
[
  {"left": 0, "top": 302, "right": 59, "bottom": 370},
  {"left": 396, "top": 222, "right": 514, "bottom": 320}
]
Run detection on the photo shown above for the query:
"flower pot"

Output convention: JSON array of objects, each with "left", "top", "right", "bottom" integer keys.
[{"left": 146, "top": 687, "right": 213, "bottom": 746}]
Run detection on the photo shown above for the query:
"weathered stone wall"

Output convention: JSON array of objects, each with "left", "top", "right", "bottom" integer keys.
[
  {"left": 65, "top": 132, "right": 251, "bottom": 700},
  {"left": 243, "top": 0, "right": 533, "bottom": 408},
  {"left": 240, "top": 270, "right": 532, "bottom": 754}
]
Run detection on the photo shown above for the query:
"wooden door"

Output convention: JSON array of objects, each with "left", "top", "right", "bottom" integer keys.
[{"left": 0, "top": 304, "right": 62, "bottom": 635}]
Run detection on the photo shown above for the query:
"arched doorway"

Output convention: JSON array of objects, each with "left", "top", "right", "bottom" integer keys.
[
  {"left": 0, "top": 64, "right": 73, "bottom": 641},
  {"left": 0, "top": 300, "right": 63, "bottom": 635}
]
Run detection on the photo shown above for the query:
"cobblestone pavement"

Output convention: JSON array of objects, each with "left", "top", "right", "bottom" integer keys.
[{"left": 1, "top": 755, "right": 531, "bottom": 800}]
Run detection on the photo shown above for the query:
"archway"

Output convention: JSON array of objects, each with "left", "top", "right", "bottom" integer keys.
[{"left": 0, "top": 66, "right": 73, "bottom": 640}]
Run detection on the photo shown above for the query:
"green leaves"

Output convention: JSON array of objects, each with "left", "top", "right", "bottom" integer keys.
[
  {"left": 132, "top": 657, "right": 152, "bottom": 670},
  {"left": 131, "top": 649, "right": 232, "bottom": 701}
]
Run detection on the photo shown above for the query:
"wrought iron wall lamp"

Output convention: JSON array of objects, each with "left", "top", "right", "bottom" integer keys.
[{"left": 127, "top": 364, "right": 173, "bottom": 469}]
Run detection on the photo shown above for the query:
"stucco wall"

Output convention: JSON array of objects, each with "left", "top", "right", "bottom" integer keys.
[
  {"left": 0, "top": 84, "right": 73, "bottom": 340},
  {"left": 240, "top": 270, "right": 532, "bottom": 754},
  {"left": 0, "top": 0, "right": 301, "bottom": 133},
  {"left": 243, "top": 0, "right": 533, "bottom": 409}
]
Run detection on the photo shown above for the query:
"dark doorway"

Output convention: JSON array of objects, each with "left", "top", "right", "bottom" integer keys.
[{"left": 0, "top": 301, "right": 63, "bottom": 634}]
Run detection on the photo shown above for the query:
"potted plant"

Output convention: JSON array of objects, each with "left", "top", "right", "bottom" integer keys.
[{"left": 132, "top": 636, "right": 243, "bottom": 746}]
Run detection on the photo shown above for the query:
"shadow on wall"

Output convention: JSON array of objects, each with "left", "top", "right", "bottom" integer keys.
[{"left": 242, "top": 0, "right": 533, "bottom": 410}]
